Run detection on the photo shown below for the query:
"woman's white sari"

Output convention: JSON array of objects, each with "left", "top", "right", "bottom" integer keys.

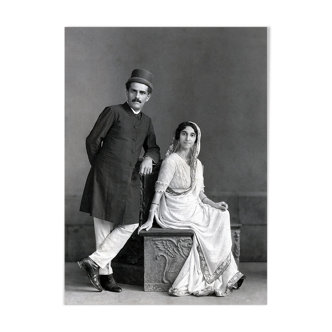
[{"left": 154, "top": 124, "right": 244, "bottom": 296}]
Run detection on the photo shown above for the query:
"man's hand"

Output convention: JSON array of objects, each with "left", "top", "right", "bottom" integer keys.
[{"left": 140, "top": 156, "right": 153, "bottom": 175}]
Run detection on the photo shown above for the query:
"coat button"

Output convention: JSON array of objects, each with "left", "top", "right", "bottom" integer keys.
[
  {"left": 134, "top": 125, "right": 137, "bottom": 129},
  {"left": 133, "top": 138, "right": 136, "bottom": 141},
  {"left": 132, "top": 150, "right": 135, "bottom": 153}
]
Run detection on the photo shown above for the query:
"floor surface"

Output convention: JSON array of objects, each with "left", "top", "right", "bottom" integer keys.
[{"left": 65, "top": 262, "right": 267, "bottom": 305}]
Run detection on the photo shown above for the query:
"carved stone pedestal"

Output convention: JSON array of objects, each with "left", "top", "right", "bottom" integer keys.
[
  {"left": 231, "top": 223, "right": 242, "bottom": 267},
  {"left": 141, "top": 228, "right": 194, "bottom": 291},
  {"left": 140, "top": 224, "right": 241, "bottom": 292}
]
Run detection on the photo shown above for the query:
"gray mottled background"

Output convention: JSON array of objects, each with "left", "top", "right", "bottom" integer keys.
[{"left": 65, "top": 27, "right": 267, "bottom": 262}]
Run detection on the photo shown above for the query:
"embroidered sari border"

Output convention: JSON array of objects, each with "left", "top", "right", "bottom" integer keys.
[
  {"left": 197, "top": 243, "right": 231, "bottom": 284},
  {"left": 168, "top": 287, "right": 191, "bottom": 297}
]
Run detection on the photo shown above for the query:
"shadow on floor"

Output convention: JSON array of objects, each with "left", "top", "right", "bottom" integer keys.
[{"left": 65, "top": 262, "right": 267, "bottom": 305}]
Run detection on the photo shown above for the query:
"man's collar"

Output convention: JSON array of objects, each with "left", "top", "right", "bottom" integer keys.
[
  {"left": 131, "top": 108, "right": 140, "bottom": 115},
  {"left": 125, "top": 102, "right": 141, "bottom": 114}
]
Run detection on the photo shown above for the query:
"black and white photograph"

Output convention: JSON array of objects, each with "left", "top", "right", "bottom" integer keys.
[{"left": 65, "top": 27, "right": 267, "bottom": 305}]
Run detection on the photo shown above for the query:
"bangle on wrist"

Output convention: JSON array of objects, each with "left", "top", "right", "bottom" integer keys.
[
  {"left": 151, "top": 203, "right": 159, "bottom": 205},
  {"left": 149, "top": 210, "right": 155, "bottom": 213},
  {"left": 202, "top": 197, "right": 208, "bottom": 203}
]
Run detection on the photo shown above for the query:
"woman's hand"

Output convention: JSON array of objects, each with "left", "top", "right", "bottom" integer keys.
[
  {"left": 215, "top": 201, "right": 228, "bottom": 211},
  {"left": 138, "top": 218, "right": 153, "bottom": 233}
]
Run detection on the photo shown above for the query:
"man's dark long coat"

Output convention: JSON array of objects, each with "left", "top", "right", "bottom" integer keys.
[{"left": 80, "top": 102, "right": 160, "bottom": 226}]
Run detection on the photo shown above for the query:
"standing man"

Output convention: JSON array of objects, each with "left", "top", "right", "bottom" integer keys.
[{"left": 78, "top": 69, "right": 160, "bottom": 292}]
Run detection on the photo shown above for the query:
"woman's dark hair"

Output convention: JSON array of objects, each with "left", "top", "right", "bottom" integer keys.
[{"left": 175, "top": 122, "right": 198, "bottom": 143}]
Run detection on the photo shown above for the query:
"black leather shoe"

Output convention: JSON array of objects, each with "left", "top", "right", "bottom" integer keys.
[
  {"left": 100, "top": 274, "right": 122, "bottom": 292},
  {"left": 237, "top": 274, "right": 247, "bottom": 289},
  {"left": 77, "top": 257, "right": 102, "bottom": 292}
]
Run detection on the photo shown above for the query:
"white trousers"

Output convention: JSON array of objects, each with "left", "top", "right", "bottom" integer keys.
[{"left": 89, "top": 217, "right": 138, "bottom": 275}]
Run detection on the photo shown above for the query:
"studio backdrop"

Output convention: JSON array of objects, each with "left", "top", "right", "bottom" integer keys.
[{"left": 65, "top": 27, "right": 267, "bottom": 262}]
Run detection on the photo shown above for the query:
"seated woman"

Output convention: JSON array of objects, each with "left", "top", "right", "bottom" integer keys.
[{"left": 138, "top": 121, "right": 245, "bottom": 297}]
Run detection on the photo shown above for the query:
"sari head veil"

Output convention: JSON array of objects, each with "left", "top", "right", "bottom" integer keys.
[{"left": 165, "top": 121, "right": 201, "bottom": 195}]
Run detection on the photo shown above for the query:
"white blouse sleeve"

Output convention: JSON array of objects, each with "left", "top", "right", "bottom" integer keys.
[{"left": 155, "top": 156, "right": 177, "bottom": 193}]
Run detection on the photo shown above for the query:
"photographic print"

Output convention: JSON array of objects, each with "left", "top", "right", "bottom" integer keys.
[{"left": 65, "top": 27, "right": 267, "bottom": 305}]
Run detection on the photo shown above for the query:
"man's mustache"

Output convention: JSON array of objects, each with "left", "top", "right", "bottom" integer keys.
[{"left": 132, "top": 98, "right": 141, "bottom": 103}]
